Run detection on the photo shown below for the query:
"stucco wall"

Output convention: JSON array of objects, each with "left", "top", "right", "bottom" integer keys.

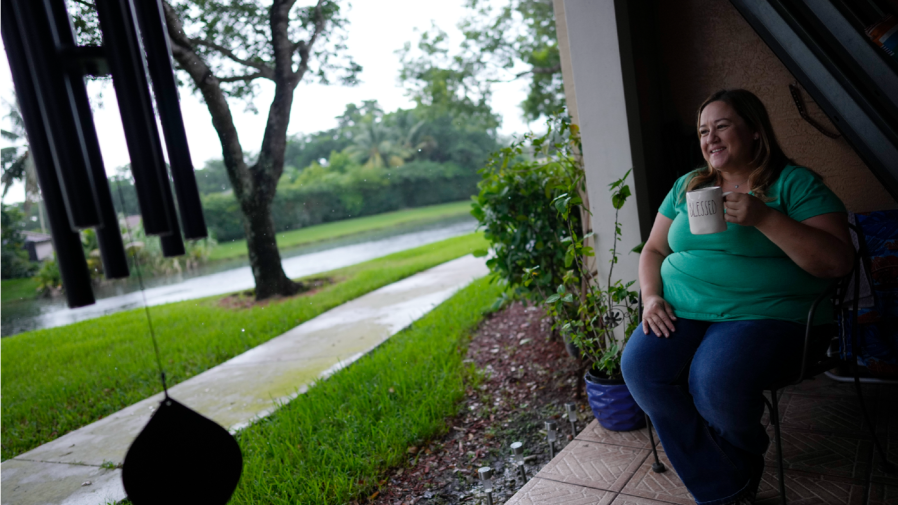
[{"left": 656, "top": 0, "right": 895, "bottom": 212}]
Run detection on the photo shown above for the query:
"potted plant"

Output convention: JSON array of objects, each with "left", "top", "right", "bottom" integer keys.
[
  {"left": 473, "top": 114, "right": 644, "bottom": 432},
  {"left": 547, "top": 166, "right": 644, "bottom": 432}
]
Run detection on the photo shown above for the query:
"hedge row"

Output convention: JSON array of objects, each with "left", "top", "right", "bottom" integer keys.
[{"left": 202, "top": 161, "right": 479, "bottom": 241}]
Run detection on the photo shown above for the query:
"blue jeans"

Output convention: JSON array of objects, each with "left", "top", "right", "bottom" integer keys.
[{"left": 621, "top": 318, "right": 806, "bottom": 505}]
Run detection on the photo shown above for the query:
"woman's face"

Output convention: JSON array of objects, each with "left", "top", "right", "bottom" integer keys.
[{"left": 698, "top": 100, "right": 758, "bottom": 173}]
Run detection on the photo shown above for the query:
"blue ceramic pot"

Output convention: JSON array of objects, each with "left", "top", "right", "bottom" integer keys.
[{"left": 584, "top": 371, "right": 646, "bottom": 432}]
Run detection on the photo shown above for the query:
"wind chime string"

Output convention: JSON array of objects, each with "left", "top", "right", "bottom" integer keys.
[{"left": 114, "top": 178, "right": 169, "bottom": 398}]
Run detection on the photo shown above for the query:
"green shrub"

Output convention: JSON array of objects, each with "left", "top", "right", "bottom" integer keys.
[
  {"left": 1, "top": 204, "right": 38, "bottom": 279},
  {"left": 34, "top": 255, "right": 61, "bottom": 294},
  {"left": 203, "top": 161, "right": 479, "bottom": 242},
  {"left": 473, "top": 115, "right": 639, "bottom": 379},
  {"left": 471, "top": 120, "right": 580, "bottom": 307}
]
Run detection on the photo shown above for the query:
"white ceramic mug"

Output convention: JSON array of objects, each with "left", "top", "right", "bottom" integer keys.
[{"left": 686, "top": 186, "right": 727, "bottom": 234}]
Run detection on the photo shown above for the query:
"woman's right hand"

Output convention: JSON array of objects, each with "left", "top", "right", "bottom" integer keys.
[{"left": 642, "top": 295, "right": 677, "bottom": 338}]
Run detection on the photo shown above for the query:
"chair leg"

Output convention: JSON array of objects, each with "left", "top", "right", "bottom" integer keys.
[
  {"left": 644, "top": 413, "right": 666, "bottom": 473},
  {"left": 766, "top": 389, "right": 787, "bottom": 504},
  {"left": 852, "top": 365, "right": 896, "bottom": 473}
]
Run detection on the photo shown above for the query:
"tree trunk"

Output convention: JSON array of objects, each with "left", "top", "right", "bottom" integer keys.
[
  {"left": 161, "top": 0, "right": 328, "bottom": 301},
  {"left": 242, "top": 198, "right": 299, "bottom": 300}
]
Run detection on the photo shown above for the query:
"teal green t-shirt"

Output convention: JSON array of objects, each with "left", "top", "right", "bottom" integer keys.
[{"left": 657, "top": 165, "right": 847, "bottom": 325}]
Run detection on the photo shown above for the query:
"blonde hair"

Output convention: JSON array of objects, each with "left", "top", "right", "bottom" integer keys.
[{"left": 686, "top": 89, "right": 792, "bottom": 200}]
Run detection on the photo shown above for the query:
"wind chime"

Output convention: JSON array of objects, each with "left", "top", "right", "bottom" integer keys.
[
  {"left": 1, "top": 0, "right": 207, "bottom": 308},
  {"left": 2, "top": 0, "right": 242, "bottom": 502}
]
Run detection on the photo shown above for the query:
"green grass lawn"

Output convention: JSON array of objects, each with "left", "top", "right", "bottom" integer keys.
[
  {"left": 210, "top": 200, "right": 474, "bottom": 261},
  {"left": 0, "top": 232, "right": 488, "bottom": 461},
  {"left": 1, "top": 277, "right": 40, "bottom": 303},
  {"left": 231, "top": 275, "right": 503, "bottom": 504}
]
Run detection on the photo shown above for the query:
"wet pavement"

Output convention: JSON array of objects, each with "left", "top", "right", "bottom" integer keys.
[
  {"left": 2, "top": 218, "right": 476, "bottom": 336},
  {"left": 0, "top": 254, "right": 489, "bottom": 505},
  {"left": 505, "top": 378, "right": 898, "bottom": 505}
]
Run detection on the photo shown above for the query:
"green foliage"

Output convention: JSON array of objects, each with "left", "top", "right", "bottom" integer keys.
[
  {"left": 475, "top": 115, "right": 638, "bottom": 379},
  {"left": 193, "top": 159, "right": 233, "bottom": 195},
  {"left": 1, "top": 277, "right": 40, "bottom": 303},
  {"left": 205, "top": 159, "right": 480, "bottom": 242},
  {"left": 398, "top": 25, "right": 500, "bottom": 130},
  {"left": 1, "top": 233, "right": 488, "bottom": 460},
  {"left": 34, "top": 255, "right": 61, "bottom": 294},
  {"left": 118, "top": 221, "right": 218, "bottom": 277},
  {"left": 68, "top": 1, "right": 361, "bottom": 105},
  {"left": 1, "top": 204, "right": 38, "bottom": 279},
  {"left": 547, "top": 163, "right": 639, "bottom": 379},
  {"left": 31, "top": 219, "right": 217, "bottom": 296},
  {"left": 399, "top": 0, "right": 564, "bottom": 124},
  {"left": 1, "top": 96, "right": 41, "bottom": 214},
  {"left": 462, "top": 0, "right": 564, "bottom": 121},
  {"left": 209, "top": 201, "right": 474, "bottom": 261},
  {"left": 108, "top": 167, "right": 145, "bottom": 218},
  {"left": 231, "top": 275, "right": 502, "bottom": 503},
  {"left": 472, "top": 118, "right": 579, "bottom": 305},
  {"left": 343, "top": 121, "right": 411, "bottom": 169},
  {"left": 282, "top": 101, "right": 497, "bottom": 183}
]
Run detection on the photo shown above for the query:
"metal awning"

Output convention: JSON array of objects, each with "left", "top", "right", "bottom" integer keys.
[{"left": 730, "top": 0, "right": 898, "bottom": 201}]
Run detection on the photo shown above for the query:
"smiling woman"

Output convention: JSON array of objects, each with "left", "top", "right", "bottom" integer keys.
[{"left": 620, "top": 88, "right": 855, "bottom": 505}]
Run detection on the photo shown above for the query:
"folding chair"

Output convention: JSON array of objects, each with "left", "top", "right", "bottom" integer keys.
[{"left": 640, "top": 248, "right": 894, "bottom": 503}]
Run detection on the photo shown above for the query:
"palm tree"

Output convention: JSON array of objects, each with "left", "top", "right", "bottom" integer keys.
[
  {"left": 388, "top": 109, "right": 437, "bottom": 159},
  {"left": 343, "top": 120, "right": 411, "bottom": 168},
  {"left": 1, "top": 97, "right": 45, "bottom": 231}
]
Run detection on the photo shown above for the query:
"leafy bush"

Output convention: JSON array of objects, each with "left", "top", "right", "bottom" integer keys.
[
  {"left": 34, "top": 254, "right": 61, "bottom": 294},
  {"left": 1, "top": 204, "right": 38, "bottom": 279},
  {"left": 473, "top": 115, "right": 639, "bottom": 379},
  {"left": 471, "top": 120, "right": 580, "bottom": 307},
  {"left": 34, "top": 221, "right": 217, "bottom": 296},
  {"left": 117, "top": 221, "right": 217, "bottom": 277},
  {"left": 203, "top": 160, "right": 479, "bottom": 242},
  {"left": 547, "top": 169, "right": 639, "bottom": 379}
]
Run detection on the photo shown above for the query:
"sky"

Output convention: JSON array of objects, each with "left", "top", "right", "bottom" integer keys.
[{"left": 0, "top": 0, "right": 533, "bottom": 204}]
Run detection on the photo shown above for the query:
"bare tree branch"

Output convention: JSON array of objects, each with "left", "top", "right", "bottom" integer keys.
[
  {"left": 218, "top": 72, "right": 266, "bottom": 83},
  {"left": 486, "top": 63, "right": 561, "bottom": 83},
  {"left": 71, "top": 0, "right": 96, "bottom": 8},
  {"left": 190, "top": 38, "right": 275, "bottom": 80},
  {"left": 531, "top": 63, "right": 561, "bottom": 75},
  {"left": 270, "top": 0, "right": 297, "bottom": 80},
  {"left": 162, "top": 1, "right": 251, "bottom": 200},
  {"left": 290, "top": 0, "right": 326, "bottom": 88}
]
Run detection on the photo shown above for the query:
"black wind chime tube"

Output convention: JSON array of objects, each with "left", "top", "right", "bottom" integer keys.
[
  {"left": 134, "top": 0, "right": 208, "bottom": 241},
  {"left": 9, "top": 0, "right": 103, "bottom": 231},
  {"left": 93, "top": 0, "right": 185, "bottom": 258},
  {"left": 2, "top": 0, "right": 95, "bottom": 307},
  {"left": 46, "top": 0, "right": 130, "bottom": 279}
]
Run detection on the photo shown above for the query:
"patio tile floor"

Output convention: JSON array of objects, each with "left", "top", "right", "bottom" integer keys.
[{"left": 505, "top": 375, "right": 898, "bottom": 504}]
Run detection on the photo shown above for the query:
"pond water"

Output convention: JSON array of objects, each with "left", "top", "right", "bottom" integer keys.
[{"left": 1, "top": 216, "right": 478, "bottom": 337}]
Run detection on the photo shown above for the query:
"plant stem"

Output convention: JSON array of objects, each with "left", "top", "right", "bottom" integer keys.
[{"left": 607, "top": 206, "right": 620, "bottom": 314}]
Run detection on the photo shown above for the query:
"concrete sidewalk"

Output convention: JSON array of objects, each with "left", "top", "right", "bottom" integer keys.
[{"left": 1, "top": 255, "right": 489, "bottom": 505}]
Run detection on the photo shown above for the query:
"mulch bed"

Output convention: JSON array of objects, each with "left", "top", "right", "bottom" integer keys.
[
  {"left": 216, "top": 277, "right": 333, "bottom": 309},
  {"left": 369, "top": 301, "right": 597, "bottom": 505}
]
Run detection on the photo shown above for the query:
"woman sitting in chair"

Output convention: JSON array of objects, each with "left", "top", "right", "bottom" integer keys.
[{"left": 620, "top": 89, "right": 854, "bottom": 505}]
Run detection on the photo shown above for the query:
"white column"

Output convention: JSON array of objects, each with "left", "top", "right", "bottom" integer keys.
[{"left": 557, "top": 0, "right": 642, "bottom": 291}]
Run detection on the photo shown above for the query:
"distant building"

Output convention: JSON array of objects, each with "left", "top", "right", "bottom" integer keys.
[
  {"left": 23, "top": 231, "right": 53, "bottom": 261},
  {"left": 121, "top": 215, "right": 142, "bottom": 229}
]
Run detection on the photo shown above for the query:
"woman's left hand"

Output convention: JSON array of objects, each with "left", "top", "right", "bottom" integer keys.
[{"left": 723, "top": 192, "right": 772, "bottom": 227}]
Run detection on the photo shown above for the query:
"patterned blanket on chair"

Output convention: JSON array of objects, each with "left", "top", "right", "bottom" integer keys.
[{"left": 841, "top": 209, "right": 898, "bottom": 379}]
